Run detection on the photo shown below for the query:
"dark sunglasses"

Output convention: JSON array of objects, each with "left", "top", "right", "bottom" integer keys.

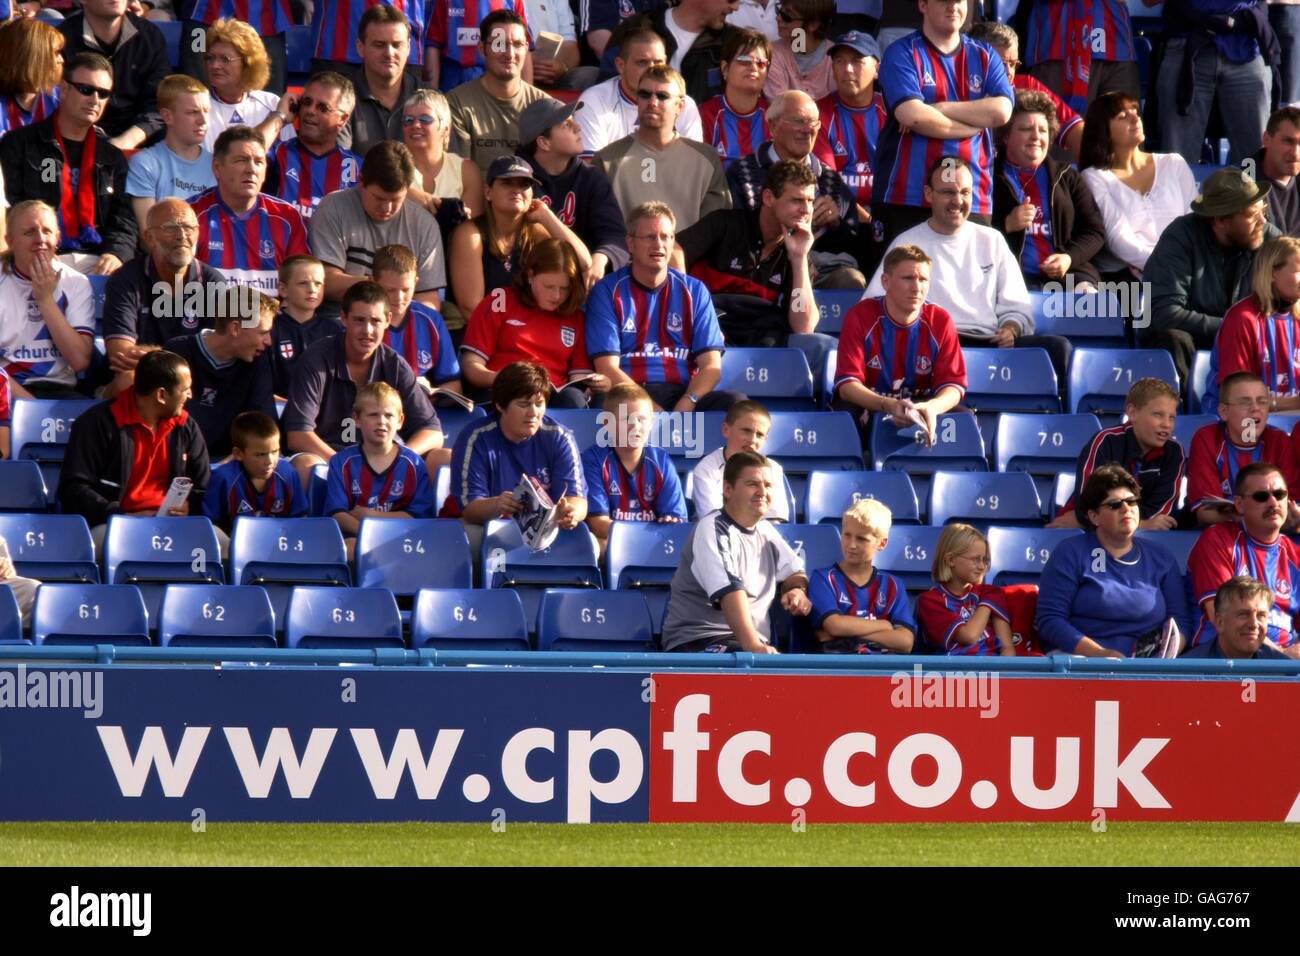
[
  {"left": 70, "top": 81, "right": 111, "bottom": 100},
  {"left": 1248, "top": 489, "right": 1289, "bottom": 502},
  {"left": 403, "top": 114, "right": 436, "bottom": 127},
  {"left": 636, "top": 89, "right": 675, "bottom": 102},
  {"left": 1099, "top": 496, "right": 1140, "bottom": 511}
]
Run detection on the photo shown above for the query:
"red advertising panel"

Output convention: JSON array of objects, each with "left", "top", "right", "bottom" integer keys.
[{"left": 648, "top": 672, "right": 1300, "bottom": 822}]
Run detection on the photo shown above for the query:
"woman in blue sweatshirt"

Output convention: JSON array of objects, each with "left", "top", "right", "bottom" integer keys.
[{"left": 1035, "top": 464, "right": 1191, "bottom": 657}]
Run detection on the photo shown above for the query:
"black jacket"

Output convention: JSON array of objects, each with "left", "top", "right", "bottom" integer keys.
[
  {"left": 58, "top": 399, "right": 210, "bottom": 528},
  {"left": 59, "top": 12, "right": 169, "bottom": 141},
  {"left": 524, "top": 153, "right": 629, "bottom": 271},
  {"left": 0, "top": 119, "right": 137, "bottom": 262},
  {"left": 727, "top": 142, "right": 860, "bottom": 256},
  {"left": 992, "top": 155, "right": 1106, "bottom": 286},
  {"left": 600, "top": 5, "right": 727, "bottom": 104}
]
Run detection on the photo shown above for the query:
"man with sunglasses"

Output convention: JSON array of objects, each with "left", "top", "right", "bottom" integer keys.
[
  {"left": 1188, "top": 461, "right": 1300, "bottom": 657},
  {"left": 262, "top": 72, "right": 360, "bottom": 223},
  {"left": 0, "top": 52, "right": 137, "bottom": 276}
]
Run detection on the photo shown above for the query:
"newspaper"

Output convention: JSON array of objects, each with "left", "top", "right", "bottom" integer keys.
[{"left": 512, "top": 473, "right": 560, "bottom": 551}]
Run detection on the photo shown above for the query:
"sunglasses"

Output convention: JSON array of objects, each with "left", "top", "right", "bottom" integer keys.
[
  {"left": 734, "top": 54, "right": 770, "bottom": 68},
  {"left": 70, "top": 81, "right": 111, "bottom": 100},
  {"left": 1099, "top": 496, "right": 1140, "bottom": 511},
  {"left": 402, "top": 114, "right": 437, "bottom": 127},
  {"left": 1247, "top": 489, "right": 1289, "bottom": 502},
  {"left": 299, "top": 96, "right": 342, "bottom": 116},
  {"left": 636, "top": 89, "right": 676, "bottom": 102}
]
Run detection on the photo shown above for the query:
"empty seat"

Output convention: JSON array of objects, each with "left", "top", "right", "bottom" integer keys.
[
  {"left": 871, "top": 412, "right": 987, "bottom": 514},
  {"left": 543, "top": 409, "right": 603, "bottom": 452},
  {"left": 813, "top": 288, "right": 862, "bottom": 335},
  {"left": 962, "top": 347, "right": 1061, "bottom": 413},
  {"left": 875, "top": 525, "right": 946, "bottom": 592},
  {"left": 483, "top": 520, "right": 601, "bottom": 631},
  {"left": 11, "top": 397, "right": 99, "bottom": 503},
  {"left": 158, "top": 584, "right": 277, "bottom": 648},
  {"left": 605, "top": 520, "right": 690, "bottom": 634},
  {"left": 1029, "top": 290, "right": 1129, "bottom": 345},
  {"left": 763, "top": 410, "right": 863, "bottom": 509},
  {"left": 356, "top": 518, "right": 472, "bottom": 619},
  {"left": 229, "top": 517, "right": 350, "bottom": 627},
  {"left": 1173, "top": 414, "right": 1215, "bottom": 453},
  {"left": 1067, "top": 347, "right": 1179, "bottom": 417},
  {"left": 536, "top": 589, "right": 656, "bottom": 651},
  {"left": 0, "top": 514, "right": 98, "bottom": 582},
  {"left": 927, "top": 471, "right": 1042, "bottom": 527},
  {"left": 286, "top": 24, "right": 313, "bottom": 74},
  {"left": 33, "top": 584, "right": 149, "bottom": 646},
  {"left": 718, "top": 348, "right": 816, "bottom": 410},
  {"left": 0, "top": 460, "right": 48, "bottom": 512},
  {"left": 0, "top": 586, "right": 25, "bottom": 644},
  {"left": 284, "top": 586, "right": 403, "bottom": 649},
  {"left": 411, "top": 587, "right": 530, "bottom": 650},
  {"left": 155, "top": 19, "right": 181, "bottom": 66},
  {"left": 773, "top": 523, "right": 842, "bottom": 574},
  {"left": 103, "top": 515, "right": 223, "bottom": 601},
  {"left": 805, "top": 470, "right": 919, "bottom": 525},
  {"left": 995, "top": 412, "right": 1098, "bottom": 514},
  {"left": 986, "top": 526, "right": 1084, "bottom": 585},
  {"left": 821, "top": 347, "right": 837, "bottom": 408}
]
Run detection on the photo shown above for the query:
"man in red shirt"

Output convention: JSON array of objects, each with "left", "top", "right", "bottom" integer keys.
[{"left": 58, "top": 350, "right": 210, "bottom": 549}]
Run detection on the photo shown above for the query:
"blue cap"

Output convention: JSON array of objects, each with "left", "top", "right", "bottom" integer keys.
[{"left": 829, "top": 30, "right": 881, "bottom": 61}]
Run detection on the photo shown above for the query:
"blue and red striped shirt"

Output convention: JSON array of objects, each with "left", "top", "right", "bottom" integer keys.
[
  {"left": 202, "top": 458, "right": 308, "bottom": 531},
  {"left": 834, "top": 297, "right": 967, "bottom": 401},
  {"left": 1004, "top": 162, "right": 1055, "bottom": 278},
  {"left": 425, "top": 0, "right": 530, "bottom": 89},
  {"left": 182, "top": 0, "right": 292, "bottom": 33},
  {"left": 697, "top": 93, "right": 769, "bottom": 167},
  {"left": 315, "top": 0, "right": 427, "bottom": 66},
  {"left": 0, "top": 90, "right": 58, "bottom": 138},
  {"left": 1185, "top": 421, "right": 1300, "bottom": 512},
  {"left": 385, "top": 301, "right": 459, "bottom": 383},
  {"left": 874, "top": 32, "right": 1014, "bottom": 216},
  {"left": 580, "top": 445, "right": 687, "bottom": 522},
  {"left": 808, "top": 564, "right": 916, "bottom": 652},
  {"left": 1026, "top": 0, "right": 1134, "bottom": 65},
  {"left": 266, "top": 139, "right": 360, "bottom": 222},
  {"left": 1189, "top": 520, "right": 1300, "bottom": 649},
  {"left": 584, "top": 266, "right": 725, "bottom": 386},
  {"left": 916, "top": 582, "right": 1010, "bottom": 656},
  {"left": 814, "top": 90, "right": 887, "bottom": 206},
  {"left": 324, "top": 443, "right": 435, "bottom": 518},
  {"left": 190, "top": 189, "right": 310, "bottom": 296}
]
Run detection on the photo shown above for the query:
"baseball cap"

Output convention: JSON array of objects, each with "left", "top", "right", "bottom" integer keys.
[
  {"left": 517, "top": 98, "right": 584, "bottom": 149},
  {"left": 829, "top": 30, "right": 881, "bottom": 61},
  {"left": 486, "top": 155, "right": 543, "bottom": 188}
]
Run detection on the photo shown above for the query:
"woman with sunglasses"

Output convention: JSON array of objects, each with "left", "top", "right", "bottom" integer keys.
[
  {"left": 697, "top": 28, "right": 771, "bottom": 167},
  {"left": 199, "top": 18, "right": 280, "bottom": 153},
  {"left": 0, "top": 17, "right": 63, "bottom": 138},
  {"left": 765, "top": 0, "right": 835, "bottom": 100},
  {"left": 1035, "top": 464, "right": 1190, "bottom": 658},
  {"left": 1203, "top": 236, "right": 1300, "bottom": 413},
  {"left": 400, "top": 89, "right": 483, "bottom": 221}
]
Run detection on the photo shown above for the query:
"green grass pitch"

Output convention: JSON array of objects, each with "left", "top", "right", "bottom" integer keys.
[{"left": 0, "top": 822, "right": 1297, "bottom": 866}]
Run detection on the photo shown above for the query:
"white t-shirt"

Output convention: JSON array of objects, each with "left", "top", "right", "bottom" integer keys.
[
  {"left": 1082, "top": 153, "right": 1198, "bottom": 274},
  {"left": 865, "top": 220, "right": 1033, "bottom": 339},
  {"left": 0, "top": 262, "right": 95, "bottom": 387},
  {"left": 204, "top": 89, "right": 281, "bottom": 154},
  {"left": 664, "top": 9, "right": 703, "bottom": 72},
  {"left": 726, "top": 0, "right": 779, "bottom": 42},
  {"left": 690, "top": 446, "right": 791, "bottom": 522},
  {"left": 574, "top": 76, "right": 703, "bottom": 157}
]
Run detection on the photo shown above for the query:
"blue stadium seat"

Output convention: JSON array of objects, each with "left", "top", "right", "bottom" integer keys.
[
  {"left": 871, "top": 412, "right": 987, "bottom": 516},
  {"left": 805, "top": 470, "right": 919, "bottom": 525},
  {"left": 1173, "top": 414, "right": 1215, "bottom": 453},
  {"left": 284, "top": 586, "right": 404, "bottom": 649},
  {"left": 654, "top": 410, "right": 727, "bottom": 466},
  {"left": 157, "top": 584, "right": 277, "bottom": 648},
  {"left": 11, "top": 398, "right": 99, "bottom": 503},
  {"left": 994, "top": 412, "right": 1100, "bottom": 514},
  {"left": 1052, "top": 472, "right": 1076, "bottom": 516},
  {"left": 814, "top": 288, "right": 862, "bottom": 335},
  {"left": 156, "top": 20, "right": 181, "bottom": 67},
  {"left": 86, "top": 274, "right": 108, "bottom": 322},
  {"left": 1191, "top": 163, "right": 1221, "bottom": 185},
  {"left": 986, "top": 526, "right": 1084, "bottom": 586},
  {"left": 962, "top": 348, "right": 1061, "bottom": 413},
  {"left": 822, "top": 347, "right": 837, "bottom": 408},
  {"left": 1135, "top": 529, "right": 1199, "bottom": 572},
  {"left": 411, "top": 588, "right": 531, "bottom": 650},
  {"left": 605, "top": 520, "right": 690, "bottom": 635},
  {"left": 229, "top": 517, "right": 351, "bottom": 628},
  {"left": 544, "top": 408, "right": 602, "bottom": 452},
  {"left": 103, "top": 515, "right": 224, "bottom": 627},
  {"left": 875, "top": 525, "right": 945, "bottom": 592},
  {"left": 355, "top": 518, "right": 472, "bottom": 620},
  {"left": 0, "top": 514, "right": 97, "bottom": 582},
  {"left": 763, "top": 410, "right": 862, "bottom": 508},
  {"left": 0, "top": 460, "right": 48, "bottom": 512},
  {"left": 0, "top": 586, "right": 24, "bottom": 644},
  {"left": 536, "top": 588, "right": 656, "bottom": 651},
  {"left": 1190, "top": 350, "right": 1212, "bottom": 413},
  {"left": 308, "top": 463, "right": 329, "bottom": 517},
  {"left": 1272, "top": 414, "right": 1300, "bottom": 434},
  {"left": 33, "top": 584, "right": 149, "bottom": 646},
  {"left": 719, "top": 348, "right": 816, "bottom": 410},
  {"left": 483, "top": 520, "right": 601, "bottom": 631},
  {"left": 993, "top": 0, "right": 1019, "bottom": 21},
  {"left": 437, "top": 404, "right": 487, "bottom": 446},
  {"left": 1067, "top": 347, "right": 1180, "bottom": 417},
  {"left": 1029, "top": 290, "right": 1128, "bottom": 345},
  {"left": 773, "top": 523, "right": 841, "bottom": 575},
  {"left": 927, "top": 471, "right": 1042, "bottom": 528},
  {"left": 1134, "top": 35, "right": 1153, "bottom": 99}
]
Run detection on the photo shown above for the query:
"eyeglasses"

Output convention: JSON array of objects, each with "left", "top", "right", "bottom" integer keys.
[
  {"left": 1003, "top": 58, "right": 1022, "bottom": 71},
  {"left": 299, "top": 96, "right": 342, "bottom": 116},
  {"left": 956, "top": 553, "right": 991, "bottom": 566},
  {"left": 204, "top": 53, "right": 240, "bottom": 66},
  {"left": 69, "top": 81, "right": 110, "bottom": 100},
  {"left": 1226, "top": 397, "right": 1270, "bottom": 409},
  {"left": 781, "top": 117, "right": 821, "bottom": 131},
  {"left": 631, "top": 232, "right": 674, "bottom": 243},
  {"left": 1100, "top": 496, "right": 1141, "bottom": 511},
  {"left": 734, "top": 54, "right": 770, "bottom": 69},
  {"left": 153, "top": 222, "right": 198, "bottom": 236},
  {"left": 1247, "top": 489, "right": 1289, "bottom": 502},
  {"left": 402, "top": 114, "right": 437, "bottom": 127},
  {"left": 636, "top": 89, "right": 677, "bottom": 102}
]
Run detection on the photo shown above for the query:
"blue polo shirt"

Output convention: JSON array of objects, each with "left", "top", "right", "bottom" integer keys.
[{"left": 442, "top": 414, "right": 584, "bottom": 517}]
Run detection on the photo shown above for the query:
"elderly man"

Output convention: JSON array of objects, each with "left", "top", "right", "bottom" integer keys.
[
  {"left": 0, "top": 200, "right": 96, "bottom": 400},
  {"left": 101, "top": 197, "right": 230, "bottom": 399},
  {"left": 1143, "top": 168, "right": 1280, "bottom": 392},
  {"left": 1188, "top": 462, "right": 1300, "bottom": 659},
  {"left": 0, "top": 52, "right": 137, "bottom": 276},
  {"left": 728, "top": 88, "right": 865, "bottom": 287},
  {"left": 1182, "top": 576, "right": 1291, "bottom": 659},
  {"left": 595, "top": 65, "right": 729, "bottom": 231}
]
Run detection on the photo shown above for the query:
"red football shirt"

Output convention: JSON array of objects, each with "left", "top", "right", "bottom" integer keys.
[
  {"left": 461, "top": 288, "right": 592, "bottom": 389},
  {"left": 1186, "top": 421, "right": 1300, "bottom": 512},
  {"left": 834, "top": 297, "right": 966, "bottom": 401}
]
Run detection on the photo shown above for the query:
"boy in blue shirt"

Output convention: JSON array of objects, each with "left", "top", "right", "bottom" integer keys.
[
  {"left": 203, "top": 411, "right": 309, "bottom": 555},
  {"left": 325, "top": 382, "right": 435, "bottom": 559},
  {"left": 582, "top": 382, "right": 687, "bottom": 555},
  {"left": 808, "top": 497, "right": 916, "bottom": 653}
]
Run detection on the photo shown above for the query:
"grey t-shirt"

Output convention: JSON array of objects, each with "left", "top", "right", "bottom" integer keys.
[
  {"left": 661, "top": 509, "right": 804, "bottom": 651},
  {"left": 309, "top": 187, "right": 447, "bottom": 294}
]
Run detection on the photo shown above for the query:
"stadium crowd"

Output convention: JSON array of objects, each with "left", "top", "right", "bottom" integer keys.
[{"left": 0, "top": 0, "right": 1297, "bottom": 662}]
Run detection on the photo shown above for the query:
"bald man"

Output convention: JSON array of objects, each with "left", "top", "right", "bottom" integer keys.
[{"left": 101, "top": 197, "right": 231, "bottom": 398}]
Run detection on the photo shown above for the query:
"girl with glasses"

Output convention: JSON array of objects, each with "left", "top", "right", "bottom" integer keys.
[
  {"left": 1036, "top": 464, "right": 1190, "bottom": 658},
  {"left": 918, "top": 523, "right": 1017, "bottom": 656}
]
